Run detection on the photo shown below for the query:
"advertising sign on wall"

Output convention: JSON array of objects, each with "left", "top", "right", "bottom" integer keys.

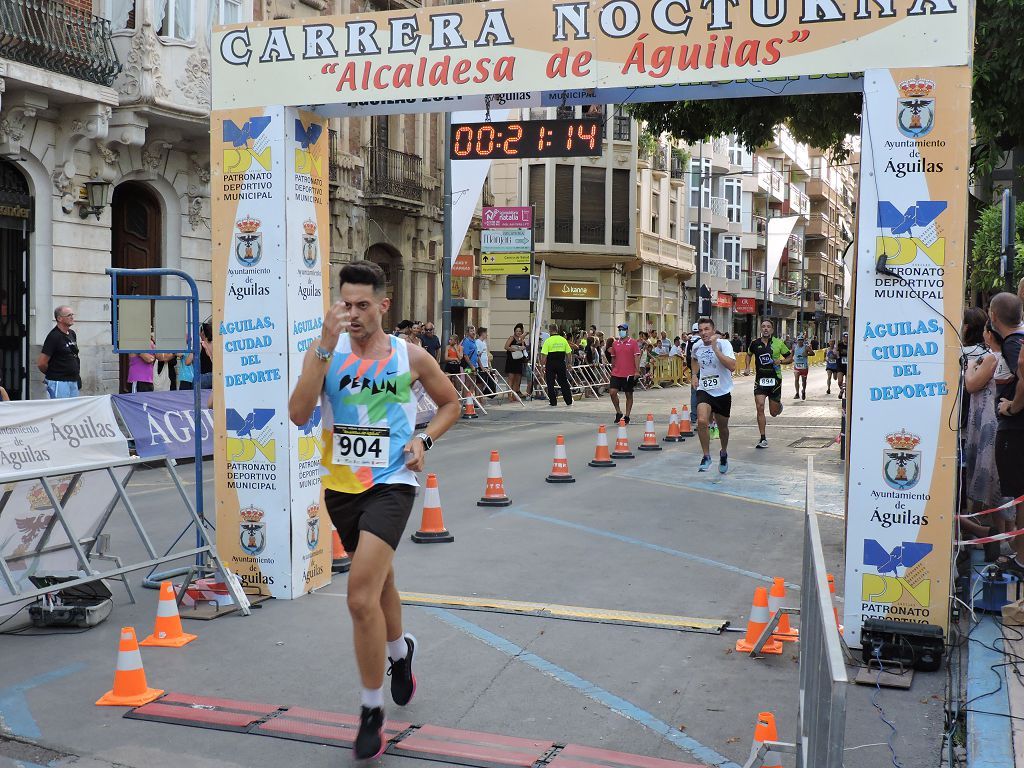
[
  {"left": 843, "top": 67, "right": 971, "bottom": 646},
  {"left": 211, "top": 107, "right": 331, "bottom": 599},
  {"left": 112, "top": 390, "right": 213, "bottom": 460},
  {"left": 212, "top": 2, "right": 970, "bottom": 110}
]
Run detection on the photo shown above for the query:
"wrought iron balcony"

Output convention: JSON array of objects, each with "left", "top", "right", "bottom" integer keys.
[
  {"left": 361, "top": 145, "right": 424, "bottom": 202},
  {"left": 0, "top": 0, "right": 121, "bottom": 87}
]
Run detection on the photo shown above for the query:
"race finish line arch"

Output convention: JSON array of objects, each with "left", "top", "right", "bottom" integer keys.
[{"left": 209, "top": 0, "right": 974, "bottom": 646}]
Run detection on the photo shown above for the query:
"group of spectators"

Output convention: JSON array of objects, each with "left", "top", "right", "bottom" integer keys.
[{"left": 959, "top": 286, "right": 1024, "bottom": 576}]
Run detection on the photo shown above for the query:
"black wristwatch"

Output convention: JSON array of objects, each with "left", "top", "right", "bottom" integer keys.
[{"left": 416, "top": 432, "right": 433, "bottom": 451}]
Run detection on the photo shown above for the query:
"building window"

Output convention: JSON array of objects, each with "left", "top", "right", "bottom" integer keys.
[
  {"left": 728, "top": 140, "right": 743, "bottom": 166},
  {"left": 611, "top": 169, "right": 630, "bottom": 246},
  {"left": 580, "top": 166, "right": 605, "bottom": 245},
  {"left": 688, "top": 223, "right": 710, "bottom": 268},
  {"left": 689, "top": 157, "right": 711, "bottom": 209},
  {"left": 651, "top": 190, "right": 660, "bottom": 234},
  {"left": 156, "top": 0, "right": 194, "bottom": 41},
  {"left": 724, "top": 178, "right": 742, "bottom": 224},
  {"left": 721, "top": 236, "right": 742, "bottom": 280},
  {"left": 555, "top": 164, "right": 574, "bottom": 243},
  {"left": 613, "top": 107, "right": 631, "bottom": 141},
  {"left": 108, "top": 0, "right": 135, "bottom": 29},
  {"left": 669, "top": 199, "right": 678, "bottom": 240},
  {"left": 529, "top": 165, "right": 545, "bottom": 242},
  {"left": 218, "top": 0, "right": 243, "bottom": 24}
]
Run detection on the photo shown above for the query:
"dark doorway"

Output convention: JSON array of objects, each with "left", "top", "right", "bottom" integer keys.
[
  {"left": 111, "top": 182, "right": 161, "bottom": 393},
  {"left": 365, "top": 243, "right": 400, "bottom": 332},
  {"left": 0, "top": 160, "right": 31, "bottom": 400}
]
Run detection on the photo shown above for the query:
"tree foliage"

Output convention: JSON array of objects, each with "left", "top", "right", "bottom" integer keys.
[
  {"left": 628, "top": 0, "right": 1024, "bottom": 172},
  {"left": 970, "top": 200, "right": 1024, "bottom": 294}
]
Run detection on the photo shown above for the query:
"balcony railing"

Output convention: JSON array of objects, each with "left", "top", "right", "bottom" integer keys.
[
  {"left": 362, "top": 145, "right": 424, "bottom": 201},
  {"left": 554, "top": 217, "right": 573, "bottom": 243},
  {"left": 744, "top": 272, "right": 766, "bottom": 292},
  {"left": 0, "top": 0, "right": 122, "bottom": 87},
  {"left": 611, "top": 222, "right": 630, "bottom": 246},
  {"left": 710, "top": 195, "right": 728, "bottom": 218},
  {"left": 580, "top": 220, "right": 605, "bottom": 245}
]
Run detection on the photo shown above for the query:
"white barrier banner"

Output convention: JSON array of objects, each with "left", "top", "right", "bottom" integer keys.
[{"left": 0, "top": 396, "right": 128, "bottom": 476}]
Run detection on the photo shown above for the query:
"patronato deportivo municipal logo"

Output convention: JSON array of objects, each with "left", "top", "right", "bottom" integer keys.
[
  {"left": 239, "top": 506, "right": 267, "bottom": 555},
  {"left": 294, "top": 119, "right": 323, "bottom": 178},
  {"left": 882, "top": 429, "right": 922, "bottom": 490},
  {"left": 234, "top": 215, "right": 263, "bottom": 267},
  {"left": 306, "top": 504, "right": 320, "bottom": 551},
  {"left": 302, "top": 219, "right": 318, "bottom": 268},
  {"left": 226, "top": 408, "right": 276, "bottom": 462},
  {"left": 862, "top": 539, "right": 932, "bottom": 611},
  {"left": 897, "top": 78, "right": 935, "bottom": 139},
  {"left": 223, "top": 116, "right": 272, "bottom": 173},
  {"left": 877, "top": 200, "right": 947, "bottom": 268}
]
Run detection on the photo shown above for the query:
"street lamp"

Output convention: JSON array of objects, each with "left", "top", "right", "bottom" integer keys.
[{"left": 78, "top": 178, "right": 112, "bottom": 220}]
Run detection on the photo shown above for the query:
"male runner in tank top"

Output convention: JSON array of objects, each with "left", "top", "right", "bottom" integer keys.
[
  {"left": 743, "top": 319, "right": 793, "bottom": 449},
  {"left": 289, "top": 261, "right": 460, "bottom": 760},
  {"left": 691, "top": 317, "right": 736, "bottom": 474}
]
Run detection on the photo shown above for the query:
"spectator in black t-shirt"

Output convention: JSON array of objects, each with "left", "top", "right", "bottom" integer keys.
[
  {"left": 198, "top": 321, "right": 214, "bottom": 389},
  {"left": 38, "top": 306, "right": 81, "bottom": 398},
  {"left": 420, "top": 322, "right": 441, "bottom": 363}
]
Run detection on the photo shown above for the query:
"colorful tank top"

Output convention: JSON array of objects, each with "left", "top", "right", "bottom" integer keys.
[{"left": 320, "top": 333, "right": 417, "bottom": 493}]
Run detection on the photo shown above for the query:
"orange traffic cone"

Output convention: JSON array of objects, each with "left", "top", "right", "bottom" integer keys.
[
  {"left": 611, "top": 420, "right": 634, "bottom": 459},
  {"left": 588, "top": 425, "right": 617, "bottom": 468},
  {"left": 331, "top": 526, "right": 350, "bottom": 573},
  {"left": 477, "top": 450, "right": 511, "bottom": 506},
  {"left": 412, "top": 473, "right": 454, "bottom": 543},
  {"left": 462, "top": 394, "right": 479, "bottom": 419},
  {"left": 736, "top": 587, "right": 784, "bottom": 654},
  {"left": 678, "top": 405, "right": 694, "bottom": 437},
  {"left": 140, "top": 582, "right": 197, "bottom": 648},
  {"left": 637, "top": 413, "right": 662, "bottom": 451},
  {"left": 748, "top": 711, "right": 783, "bottom": 768},
  {"left": 768, "top": 577, "right": 798, "bottom": 643},
  {"left": 546, "top": 435, "right": 575, "bottom": 483},
  {"left": 827, "top": 573, "right": 843, "bottom": 635},
  {"left": 96, "top": 627, "right": 164, "bottom": 706},
  {"left": 663, "top": 408, "right": 684, "bottom": 443}
]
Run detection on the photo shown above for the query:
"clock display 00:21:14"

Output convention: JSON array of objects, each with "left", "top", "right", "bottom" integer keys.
[{"left": 449, "top": 119, "right": 603, "bottom": 159}]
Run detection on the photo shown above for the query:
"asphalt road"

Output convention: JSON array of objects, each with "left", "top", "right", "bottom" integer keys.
[{"left": 0, "top": 367, "right": 946, "bottom": 768}]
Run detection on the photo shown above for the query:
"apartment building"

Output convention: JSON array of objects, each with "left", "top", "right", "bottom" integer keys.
[{"left": 487, "top": 105, "right": 696, "bottom": 346}]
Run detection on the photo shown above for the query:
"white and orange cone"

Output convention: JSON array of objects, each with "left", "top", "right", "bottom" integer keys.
[
  {"left": 678, "top": 405, "right": 694, "bottom": 437},
  {"left": 331, "top": 526, "right": 351, "bottom": 573},
  {"left": 140, "top": 581, "right": 197, "bottom": 648},
  {"left": 748, "top": 711, "right": 783, "bottom": 768},
  {"left": 663, "top": 408, "right": 684, "bottom": 442},
  {"left": 768, "top": 577, "right": 798, "bottom": 643},
  {"left": 610, "top": 420, "right": 634, "bottom": 459},
  {"left": 546, "top": 435, "right": 575, "bottom": 483},
  {"left": 638, "top": 413, "right": 662, "bottom": 451},
  {"left": 588, "top": 425, "right": 617, "bottom": 468},
  {"left": 827, "top": 573, "right": 844, "bottom": 635},
  {"left": 412, "top": 473, "right": 454, "bottom": 543},
  {"left": 96, "top": 627, "right": 164, "bottom": 706},
  {"left": 477, "top": 450, "right": 511, "bottom": 506},
  {"left": 735, "top": 587, "right": 784, "bottom": 655},
  {"left": 462, "top": 394, "right": 479, "bottom": 419}
]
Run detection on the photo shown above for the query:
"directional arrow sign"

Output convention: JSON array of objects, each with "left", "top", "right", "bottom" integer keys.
[
  {"left": 482, "top": 229, "right": 532, "bottom": 252},
  {"left": 481, "top": 263, "right": 532, "bottom": 275},
  {"left": 480, "top": 252, "right": 531, "bottom": 265}
]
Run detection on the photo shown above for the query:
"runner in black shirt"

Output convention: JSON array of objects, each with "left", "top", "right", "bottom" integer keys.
[
  {"left": 836, "top": 331, "right": 850, "bottom": 399},
  {"left": 742, "top": 320, "right": 792, "bottom": 449},
  {"left": 38, "top": 306, "right": 81, "bottom": 398}
]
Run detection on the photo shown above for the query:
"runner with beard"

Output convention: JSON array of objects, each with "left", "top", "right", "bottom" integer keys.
[{"left": 743, "top": 320, "right": 792, "bottom": 449}]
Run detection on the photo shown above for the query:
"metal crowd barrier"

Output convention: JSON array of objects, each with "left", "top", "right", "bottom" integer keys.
[
  {"left": 529, "top": 362, "right": 610, "bottom": 401},
  {"left": 744, "top": 456, "right": 847, "bottom": 768}
]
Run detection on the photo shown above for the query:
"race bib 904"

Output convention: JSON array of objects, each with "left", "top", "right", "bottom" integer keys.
[
  {"left": 332, "top": 425, "right": 390, "bottom": 468},
  {"left": 701, "top": 376, "right": 720, "bottom": 390}
]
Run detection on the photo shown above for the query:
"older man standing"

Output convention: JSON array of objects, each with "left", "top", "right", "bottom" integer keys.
[{"left": 37, "top": 305, "right": 80, "bottom": 398}]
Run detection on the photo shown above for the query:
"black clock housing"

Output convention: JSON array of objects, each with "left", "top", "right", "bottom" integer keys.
[{"left": 449, "top": 119, "right": 604, "bottom": 160}]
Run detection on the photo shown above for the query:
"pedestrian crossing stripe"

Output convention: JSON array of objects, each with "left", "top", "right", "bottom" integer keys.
[{"left": 400, "top": 592, "right": 727, "bottom": 634}]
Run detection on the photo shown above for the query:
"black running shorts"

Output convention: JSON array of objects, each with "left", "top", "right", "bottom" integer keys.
[
  {"left": 754, "top": 379, "right": 782, "bottom": 402},
  {"left": 325, "top": 483, "right": 416, "bottom": 553},
  {"left": 696, "top": 390, "right": 732, "bottom": 418},
  {"left": 995, "top": 430, "right": 1024, "bottom": 499},
  {"left": 609, "top": 375, "right": 636, "bottom": 393}
]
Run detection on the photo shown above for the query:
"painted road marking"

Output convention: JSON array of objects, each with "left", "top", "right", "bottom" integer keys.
[
  {"left": 424, "top": 608, "right": 742, "bottom": 768},
  {"left": 504, "top": 508, "right": 798, "bottom": 591},
  {"left": 399, "top": 592, "right": 727, "bottom": 634},
  {"left": 613, "top": 452, "right": 845, "bottom": 517},
  {"left": 0, "top": 662, "right": 87, "bottom": 739}
]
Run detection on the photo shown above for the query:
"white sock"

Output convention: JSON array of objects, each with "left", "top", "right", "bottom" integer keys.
[
  {"left": 387, "top": 635, "right": 408, "bottom": 661},
  {"left": 361, "top": 686, "right": 384, "bottom": 709}
]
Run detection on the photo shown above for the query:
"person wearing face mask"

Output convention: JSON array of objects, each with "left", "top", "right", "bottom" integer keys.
[{"left": 607, "top": 323, "right": 641, "bottom": 424}]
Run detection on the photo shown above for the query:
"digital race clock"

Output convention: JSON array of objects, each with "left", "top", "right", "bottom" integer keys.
[{"left": 449, "top": 119, "right": 604, "bottom": 160}]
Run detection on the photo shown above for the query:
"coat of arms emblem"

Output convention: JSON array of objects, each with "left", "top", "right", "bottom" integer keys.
[
  {"left": 302, "top": 219, "right": 318, "bottom": 268},
  {"left": 239, "top": 506, "right": 267, "bottom": 555},
  {"left": 234, "top": 215, "right": 263, "bottom": 266},
  {"left": 897, "top": 78, "right": 935, "bottom": 139},
  {"left": 882, "top": 429, "right": 922, "bottom": 491}
]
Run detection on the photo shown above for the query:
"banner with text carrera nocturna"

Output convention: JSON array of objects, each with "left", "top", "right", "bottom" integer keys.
[
  {"left": 843, "top": 67, "right": 971, "bottom": 647},
  {"left": 211, "top": 1, "right": 970, "bottom": 110}
]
